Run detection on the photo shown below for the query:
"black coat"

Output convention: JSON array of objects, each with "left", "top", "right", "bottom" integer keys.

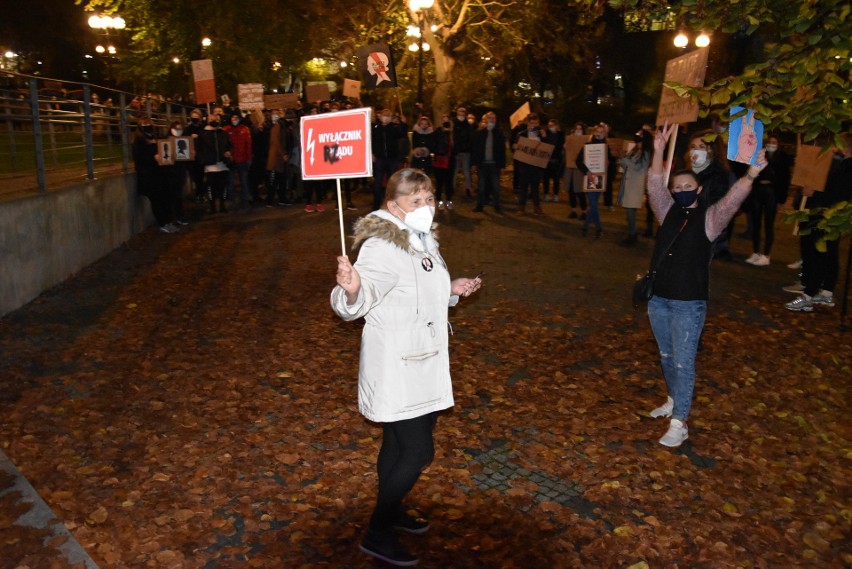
[{"left": 471, "top": 127, "right": 507, "bottom": 169}]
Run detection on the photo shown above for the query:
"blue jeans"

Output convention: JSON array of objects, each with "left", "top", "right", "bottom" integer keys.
[
  {"left": 583, "top": 191, "right": 602, "bottom": 230},
  {"left": 647, "top": 296, "right": 707, "bottom": 422}
]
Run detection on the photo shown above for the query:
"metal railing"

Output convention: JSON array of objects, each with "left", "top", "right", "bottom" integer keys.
[{"left": 0, "top": 71, "right": 197, "bottom": 199}]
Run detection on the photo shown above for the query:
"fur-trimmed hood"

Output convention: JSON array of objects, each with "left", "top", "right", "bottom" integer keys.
[{"left": 351, "top": 209, "right": 438, "bottom": 253}]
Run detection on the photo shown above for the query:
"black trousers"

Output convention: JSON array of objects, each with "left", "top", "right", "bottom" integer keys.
[
  {"left": 749, "top": 183, "right": 777, "bottom": 255},
  {"left": 369, "top": 412, "right": 437, "bottom": 532},
  {"left": 801, "top": 228, "right": 840, "bottom": 296}
]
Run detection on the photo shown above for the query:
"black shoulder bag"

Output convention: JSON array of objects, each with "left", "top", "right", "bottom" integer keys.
[{"left": 632, "top": 218, "right": 688, "bottom": 309}]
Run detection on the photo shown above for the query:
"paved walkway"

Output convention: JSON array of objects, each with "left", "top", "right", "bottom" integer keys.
[{"left": 0, "top": 187, "right": 849, "bottom": 567}]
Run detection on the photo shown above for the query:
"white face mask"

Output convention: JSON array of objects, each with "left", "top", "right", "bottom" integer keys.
[
  {"left": 457, "top": 114, "right": 465, "bottom": 121},
  {"left": 381, "top": 115, "right": 392, "bottom": 124},
  {"left": 467, "top": 118, "right": 475, "bottom": 125},
  {"left": 765, "top": 144, "right": 778, "bottom": 153},
  {"left": 171, "top": 128, "right": 183, "bottom": 136},
  {"left": 397, "top": 203, "right": 435, "bottom": 234},
  {"left": 690, "top": 149, "right": 709, "bottom": 169},
  {"left": 548, "top": 126, "right": 557, "bottom": 133},
  {"left": 486, "top": 121, "right": 496, "bottom": 130}
]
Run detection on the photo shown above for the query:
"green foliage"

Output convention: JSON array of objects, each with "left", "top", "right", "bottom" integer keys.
[{"left": 785, "top": 200, "right": 852, "bottom": 249}]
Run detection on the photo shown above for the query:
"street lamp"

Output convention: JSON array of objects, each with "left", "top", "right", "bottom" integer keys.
[
  {"left": 674, "top": 31, "right": 711, "bottom": 49},
  {"left": 408, "top": 0, "right": 434, "bottom": 107}
]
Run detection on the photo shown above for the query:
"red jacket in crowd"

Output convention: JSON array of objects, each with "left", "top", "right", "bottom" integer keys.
[{"left": 224, "top": 123, "right": 252, "bottom": 164}]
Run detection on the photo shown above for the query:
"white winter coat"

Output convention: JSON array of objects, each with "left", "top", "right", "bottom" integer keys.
[{"left": 330, "top": 210, "right": 457, "bottom": 423}]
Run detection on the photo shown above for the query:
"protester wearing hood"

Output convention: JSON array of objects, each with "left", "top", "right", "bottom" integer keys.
[
  {"left": 332, "top": 169, "right": 481, "bottom": 566},
  {"left": 411, "top": 116, "right": 436, "bottom": 175},
  {"left": 644, "top": 123, "right": 766, "bottom": 448}
]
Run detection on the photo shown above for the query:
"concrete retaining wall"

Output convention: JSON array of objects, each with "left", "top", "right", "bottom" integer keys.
[{"left": 0, "top": 174, "right": 152, "bottom": 318}]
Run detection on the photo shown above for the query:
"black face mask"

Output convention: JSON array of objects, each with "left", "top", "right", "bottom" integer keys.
[
  {"left": 442, "top": 122, "right": 451, "bottom": 129},
  {"left": 141, "top": 126, "right": 155, "bottom": 137},
  {"left": 209, "top": 121, "right": 220, "bottom": 128},
  {"left": 191, "top": 118, "right": 200, "bottom": 125}
]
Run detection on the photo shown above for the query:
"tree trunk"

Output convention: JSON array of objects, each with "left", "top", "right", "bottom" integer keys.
[{"left": 427, "top": 31, "right": 455, "bottom": 120}]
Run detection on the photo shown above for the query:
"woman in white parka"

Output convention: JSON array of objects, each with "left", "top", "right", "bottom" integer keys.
[{"left": 332, "top": 168, "right": 481, "bottom": 567}]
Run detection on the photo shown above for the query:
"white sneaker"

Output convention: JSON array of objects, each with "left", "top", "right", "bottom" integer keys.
[
  {"left": 650, "top": 396, "right": 673, "bottom": 418},
  {"left": 553, "top": 195, "right": 559, "bottom": 202},
  {"left": 782, "top": 282, "right": 805, "bottom": 293},
  {"left": 811, "top": 291, "right": 835, "bottom": 307},
  {"left": 745, "top": 253, "right": 761, "bottom": 264},
  {"left": 165, "top": 223, "right": 180, "bottom": 233},
  {"left": 659, "top": 419, "right": 688, "bottom": 447},
  {"left": 787, "top": 259, "right": 802, "bottom": 270},
  {"left": 752, "top": 254, "right": 770, "bottom": 266},
  {"left": 785, "top": 294, "right": 813, "bottom": 312}
]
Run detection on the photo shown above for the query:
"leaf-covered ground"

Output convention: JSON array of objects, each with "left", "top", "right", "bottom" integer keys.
[{"left": 1, "top": 193, "right": 850, "bottom": 568}]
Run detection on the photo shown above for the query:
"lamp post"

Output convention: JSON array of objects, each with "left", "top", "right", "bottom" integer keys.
[{"left": 408, "top": 0, "right": 434, "bottom": 108}]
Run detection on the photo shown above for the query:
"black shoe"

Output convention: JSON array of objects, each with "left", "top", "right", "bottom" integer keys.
[
  {"left": 642, "top": 229, "right": 654, "bottom": 238},
  {"left": 581, "top": 227, "right": 588, "bottom": 237},
  {"left": 579, "top": 212, "right": 587, "bottom": 220},
  {"left": 568, "top": 211, "right": 578, "bottom": 219},
  {"left": 494, "top": 206, "right": 503, "bottom": 214},
  {"left": 620, "top": 234, "right": 637, "bottom": 245},
  {"left": 472, "top": 206, "right": 484, "bottom": 212},
  {"left": 394, "top": 511, "right": 430, "bottom": 535},
  {"left": 595, "top": 228, "right": 603, "bottom": 238},
  {"left": 359, "top": 529, "right": 419, "bottom": 566}
]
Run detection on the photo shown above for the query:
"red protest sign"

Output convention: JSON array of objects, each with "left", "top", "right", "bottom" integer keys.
[{"left": 301, "top": 108, "right": 373, "bottom": 180}]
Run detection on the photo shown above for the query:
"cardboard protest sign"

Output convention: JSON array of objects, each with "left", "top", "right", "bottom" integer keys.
[
  {"left": 513, "top": 137, "right": 554, "bottom": 168},
  {"left": 656, "top": 47, "right": 708, "bottom": 125},
  {"left": 791, "top": 144, "right": 833, "bottom": 191},
  {"left": 727, "top": 107, "right": 764, "bottom": 165},
  {"left": 305, "top": 83, "right": 331, "bottom": 103},
  {"left": 357, "top": 43, "right": 398, "bottom": 89},
  {"left": 237, "top": 83, "right": 264, "bottom": 110},
  {"left": 343, "top": 78, "right": 361, "bottom": 99},
  {"left": 263, "top": 93, "right": 299, "bottom": 110},
  {"left": 191, "top": 59, "right": 216, "bottom": 104},
  {"left": 564, "top": 135, "right": 587, "bottom": 169},
  {"left": 301, "top": 107, "right": 373, "bottom": 180},
  {"left": 510, "top": 102, "right": 531, "bottom": 130},
  {"left": 582, "top": 143, "right": 608, "bottom": 192}
]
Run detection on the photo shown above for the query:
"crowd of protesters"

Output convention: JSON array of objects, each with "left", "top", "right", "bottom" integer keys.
[{"left": 130, "top": 97, "right": 848, "bottom": 323}]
